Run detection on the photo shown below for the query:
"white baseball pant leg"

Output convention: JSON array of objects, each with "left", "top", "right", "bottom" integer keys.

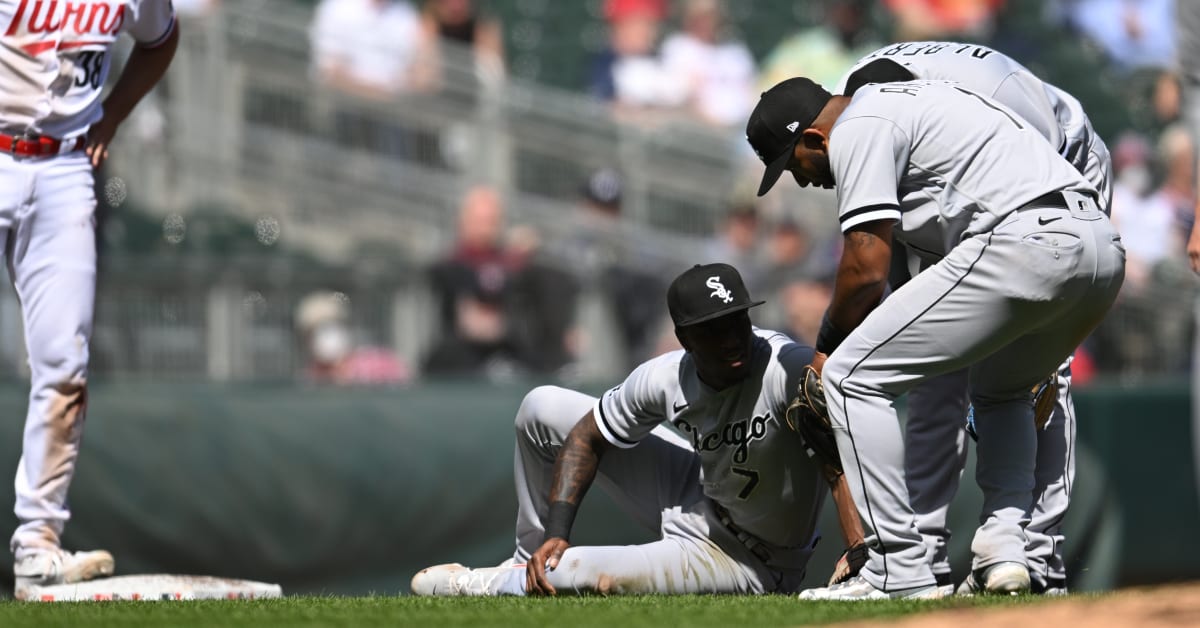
[
  {"left": 505, "top": 385, "right": 770, "bottom": 595},
  {"left": 823, "top": 202, "right": 1124, "bottom": 592},
  {"left": 1, "top": 153, "right": 97, "bottom": 558}
]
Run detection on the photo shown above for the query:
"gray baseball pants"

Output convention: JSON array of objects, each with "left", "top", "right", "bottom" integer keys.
[
  {"left": 495, "top": 385, "right": 811, "bottom": 595},
  {"left": 824, "top": 196, "right": 1124, "bottom": 591},
  {"left": 905, "top": 360, "right": 1076, "bottom": 588}
]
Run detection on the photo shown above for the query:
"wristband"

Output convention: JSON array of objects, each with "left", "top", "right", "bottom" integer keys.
[
  {"left": 816, "top": 313, "right": 849, "bottom": 355},
  {"left": 544, "top": 501, "right": 578, "bottom": 542}
]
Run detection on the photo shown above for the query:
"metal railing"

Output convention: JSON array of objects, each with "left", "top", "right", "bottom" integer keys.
[
  {"left": 0, "top": 1, "right": 1188, "bottom": 384},
  {"left": 1, "top": 1, "right": 760, "bottom": 383}
]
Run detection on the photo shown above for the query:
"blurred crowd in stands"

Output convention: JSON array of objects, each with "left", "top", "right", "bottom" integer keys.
[{"left": 280, "top": 0, "right": 1199, "bottom": 384}]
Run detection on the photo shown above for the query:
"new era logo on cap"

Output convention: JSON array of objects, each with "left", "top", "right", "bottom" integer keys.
[{"left": 745, "top": 77, "right": 833, "bottom": 196}]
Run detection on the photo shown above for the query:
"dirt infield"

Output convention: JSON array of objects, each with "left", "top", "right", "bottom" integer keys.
[{"left": 843, "top": 583, "right": 1200, "bottom": 628}]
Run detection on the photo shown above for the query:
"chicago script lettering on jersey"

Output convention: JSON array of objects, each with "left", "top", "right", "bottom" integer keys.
[{"left": 674, "top": 413, "right": 773, "bottom": 464}]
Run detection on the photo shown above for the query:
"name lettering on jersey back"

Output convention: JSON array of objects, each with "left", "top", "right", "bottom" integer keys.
[
  {"left": 6, "top": 0, "right": 126, "bottom": 52},
  {"left": 674, "top": 413, "right": 773, "bottom": 464},
  {"left": 879, "top": 85, "right": 921, "bottom": 97},
  {"left": 877, "top": 42, "right": 993, "bottom": 60}
]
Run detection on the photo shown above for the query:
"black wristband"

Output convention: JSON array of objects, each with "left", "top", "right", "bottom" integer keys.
[
  {"left": 544, "top": 501, "right": 578, "bottom": 542},
  {"left": 816, "top": 313, "right": 849, "bottom": 355}
]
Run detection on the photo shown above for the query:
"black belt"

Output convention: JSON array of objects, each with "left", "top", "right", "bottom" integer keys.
[
  {"left": 1020, "top": 191, "right": 1097, "bottom": 211},
  {"left": 714, "top": 503, "right": 772, "bottom": 563},
  {"left": 1021, "top": 191, "right": 1071, "bottom": 210}
]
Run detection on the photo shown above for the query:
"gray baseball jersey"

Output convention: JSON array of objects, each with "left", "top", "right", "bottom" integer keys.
[
  {"left": 836, "top": 42, "right": 1093, "bottom": 592},
  {"left": 813, "top": 78, "right": 1124, "bottom": 593},
  {"left": 835, "top": 42, "right": 1111, "bottom": 215},
  {"left": 831, "top": 80, "right": 1096, "bottom": 258},
  {"left": 594, "top": 328, "right": 824, "bottom": 549}
]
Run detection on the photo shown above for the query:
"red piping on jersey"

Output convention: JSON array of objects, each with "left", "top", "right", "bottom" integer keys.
[
  {"left": 18, "top": 38, "right": 105, "bottom": 55},
  {"left": 57, "top": 39, "right": 107, "bottom": 50},
  {"left": 19, "top": 40, "right": 56, "bottom": 55}
]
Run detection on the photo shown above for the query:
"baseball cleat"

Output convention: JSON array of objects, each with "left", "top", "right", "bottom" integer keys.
[
  {"left": 934, "top": 572, "right": 955, "bottom": 597},
  {"left": 798, "top": 575, "right": 943, "bottom": 601},
  {"left": 410, "top": 563, "right": 512, "bottom": 596},
  {"left": 955, "top": 571, "right": 980, "bottom": 596},
  {"left": 957, "top": 562, "right": 1030, "bottom": 596},
  {"left": 14, "top": 548, "right": 115, "bottom": 600},
  {"left": 411, "top": 563, "right": 468, "bottom": 595},
  {"left": 1031, "top": 577, "right": 1069, "bottom": 596}
]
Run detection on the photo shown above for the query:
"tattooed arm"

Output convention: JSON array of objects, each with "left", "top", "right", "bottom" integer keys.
[
  {"left": 526, "top": 410, "right": 617, "bottom": 595},
  {"left": 830, "top": 221, "right": 895, "bottom": 331},
  {"left": 813, "top": 221, "right": 895, "bottom": 368}
]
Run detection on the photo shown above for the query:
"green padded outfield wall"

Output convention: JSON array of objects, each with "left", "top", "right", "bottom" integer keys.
[{"left": 0, "top": 380, "right": 1192, "bottom": 597}]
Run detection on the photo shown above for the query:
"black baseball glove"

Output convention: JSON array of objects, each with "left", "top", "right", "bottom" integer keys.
[
  {"left": 829, "top": 543, "right": 869, "bottom": 586},
  {"left": 785, "top": 365, "right": 843, "bottom": 477}
]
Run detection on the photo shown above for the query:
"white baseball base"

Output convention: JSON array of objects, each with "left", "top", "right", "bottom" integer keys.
[{"left": 23, "top": 574, "right": 283, "bottom": 602}]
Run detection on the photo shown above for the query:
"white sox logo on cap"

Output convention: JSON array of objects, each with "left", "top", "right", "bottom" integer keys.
[
  {"left": 667, "top": 263, "right": 764, "bottom": 327},
  {"left": 706, "top": 277, "right": 734, "bottom": 304}
]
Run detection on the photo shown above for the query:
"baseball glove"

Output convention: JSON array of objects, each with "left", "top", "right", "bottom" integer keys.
[
  {"left": 966, "top": 371, "right": 1059, "bottom": 441},
  {"left": 1032, "top": 373, "right": 1058, "bottom": 431},
  {"left": 828, "top": 543, "right": 869, "bottom": 586},
  {"left": 785, "top": 365, "right": 843, "bottom": 477}
]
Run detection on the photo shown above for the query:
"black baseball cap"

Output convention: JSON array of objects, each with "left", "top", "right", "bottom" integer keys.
[
  {"left": 746, "top": 77, "right": 833, "bottom": 197},
  {"left": 667, "top": 263, "right": 765, "bottom": 327}
]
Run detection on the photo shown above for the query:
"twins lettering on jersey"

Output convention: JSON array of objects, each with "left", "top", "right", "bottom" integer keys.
[
  {"left": 6, "top": 1, "right": 126, "bottom": 55},
  {"left": 674, "top": 413, "right": 773, "bottom": 464}
]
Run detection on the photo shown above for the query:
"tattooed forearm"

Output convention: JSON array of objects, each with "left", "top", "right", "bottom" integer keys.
[
  {"left": 830, "top": 222, "right": 894, "bottom": 331},
  {"left": 549, "top": 411, "right": 610, "bottom": 505},
  {"left": 846, "top": 230, "right": 877, "bottom": 250}
]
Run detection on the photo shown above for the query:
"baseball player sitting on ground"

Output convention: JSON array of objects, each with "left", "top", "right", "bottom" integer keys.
[
  {"left": 1, "top": 0, "right": 179, "bottom": 599},
  {"left": 747, "top": 75, "right": 1124, "bottom": 599},
  {"left": 411, "top": 263, "right": 866, "bottom": 596},
  {"left": 829, "top": 40, "right": 1114, "bottom": 596}
]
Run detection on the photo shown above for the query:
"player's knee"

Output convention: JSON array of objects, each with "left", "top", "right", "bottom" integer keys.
[{"left": 30, "top": 335, "right": 89, "bottom": 390}]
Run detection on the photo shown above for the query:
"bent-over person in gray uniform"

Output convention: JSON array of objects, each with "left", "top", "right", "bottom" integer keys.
[
  {"left": 410, "top": 263, "right": 865, "bottom": 596},
  {"left": 833, "top": 40, "right": 1112, "bottom": 597},
  {"left": 748, "top": 77, "right": 1125, "bottom": 599}
]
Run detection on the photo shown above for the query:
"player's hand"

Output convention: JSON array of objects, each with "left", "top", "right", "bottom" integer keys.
[
  {"left": 84, "top": 116, "right": 120, "bottom": 169},
  {"left": 810, "top": 351, "right": 828, "bottom": 376},
  {"left": 1188, "top": 219, "right": 1200, "bottom": 274},
  {"left": 526, "top": 537, "right": 570, "bottom": 596}
]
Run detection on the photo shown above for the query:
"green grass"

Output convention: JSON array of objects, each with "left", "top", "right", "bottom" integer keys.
[{"left": 0, "top": 593, "right": 1076, "bottom": 627}]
